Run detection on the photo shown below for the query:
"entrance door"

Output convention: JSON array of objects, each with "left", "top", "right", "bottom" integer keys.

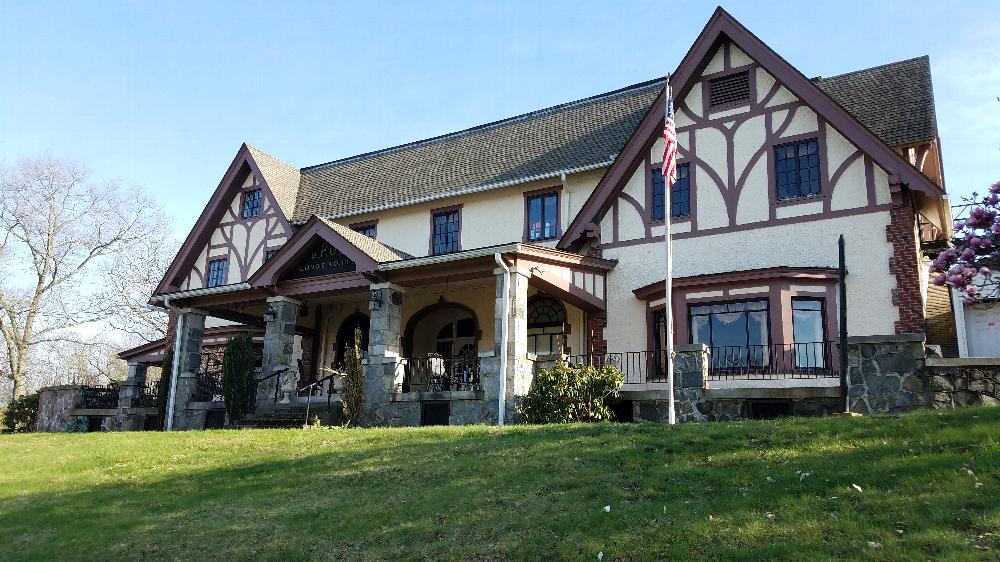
[{"left": 966, "top": 305, "right": 1000, "bottom": 357}]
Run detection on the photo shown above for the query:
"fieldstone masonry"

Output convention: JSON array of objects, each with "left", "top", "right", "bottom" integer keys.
[
  {"left": 263, "top": 296, "right": 301, "bottom": 403},
  {"left": 169, "top": 309, "right": 207, "bottom": 430},
  {"left": 363, "top": 284, "right": 405, "bottom": 425}
]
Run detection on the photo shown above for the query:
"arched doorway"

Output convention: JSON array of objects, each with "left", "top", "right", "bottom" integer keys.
[
  {"left": 334, "top": 312, "right": 369, "bottom": 369},
  {"left": 402, "top": 302, "right": 480, "bottom": 392}
]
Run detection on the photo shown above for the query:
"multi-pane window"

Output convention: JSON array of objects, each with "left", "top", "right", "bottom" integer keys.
[
  {"left": 791, "top": 298, "right": 826, "bottom": 368},
  {"left": 527, "top": 297, "right": 567, "bottom": 356},
  {"left": 207, "top": 258, "right": 228, "bottom": 287},
  {"left": 241, "top": 189, "right": 263, "bottom": 219},
  {"left": 652, "top": 163, "right": 690, "bottom": 221},
  {"left": 352, "top": 223, "right": 377, "bottom": 239},
  {"left": 431, "top": 209, "right": 461, "bottom": 255},
  {"left": 775, "top": 138, "right": 820, "bottom": 200},
  {"left": 690, "top": 300, "right": 769, "bottom": 369},
  {"left": 526, "top": 192, "right": 559, "bottom": 241}
]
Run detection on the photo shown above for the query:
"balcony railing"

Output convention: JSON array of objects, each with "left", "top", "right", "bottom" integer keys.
[
  {"left": 563, "top": 342, "right": 840, "bottom": 383},
  {"left": 81, "top": 382, "right": 120, "bottom": 409},
  {"left": 131, "top": 380, "right": 160, "bottom": 408},
  {"left": 399, "top": 355, "right": 481, "bottom": 393},
  {"left": 707, "top": 342, "right": 838, "bottom": 379}
]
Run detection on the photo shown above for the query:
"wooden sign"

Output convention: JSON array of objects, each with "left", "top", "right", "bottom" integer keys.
[{"left": 282, "top": 241, "right": 356, "bottom": 280}]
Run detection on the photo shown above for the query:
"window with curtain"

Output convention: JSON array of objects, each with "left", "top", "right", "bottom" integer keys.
[
  {"left": 526, "top": 192, "right": 559, "bottom": 241},
  {"left": 689, "top": 300, "right": 769, "bottom": 369}
]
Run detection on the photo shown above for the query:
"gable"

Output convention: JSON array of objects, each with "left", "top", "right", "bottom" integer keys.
[
  {"left": 559, "top": 8, "right": 944, "bottom": 252},
  {"left": 155, "top": 144, "right": 295, "bottom": 295},
  {"left": 280, "top": 239, "right": 357, "bottom": 281}
]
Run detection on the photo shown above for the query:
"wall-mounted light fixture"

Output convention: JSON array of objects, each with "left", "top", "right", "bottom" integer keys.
[
  {"left": 263, "top": 304, "right": 277, "bottom": 322},
  {"left": 369, "top": 289, "right": 381, "bottom": 311},
  {"left": 530, "top": 266, "right": 547, "bottom": 276}
]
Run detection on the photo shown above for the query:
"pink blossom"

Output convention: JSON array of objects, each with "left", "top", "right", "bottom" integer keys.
[{"left": 932, "top": 275, "right": 947, "bottom": 286}]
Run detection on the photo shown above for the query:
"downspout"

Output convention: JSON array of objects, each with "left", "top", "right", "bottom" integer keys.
[
  {"left": 164, "top": 297, "right": 184, "bottom": 431},
  {"left": 494, "top": 253, "right": 510, "bottom": 426}
]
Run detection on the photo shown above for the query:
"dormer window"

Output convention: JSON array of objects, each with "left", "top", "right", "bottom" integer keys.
[
  {"left": 708, "top": 71, "right": 750, "bottom": 108},
  {"left": 241, "top": 189, "right": 263, "bottom": 219}
]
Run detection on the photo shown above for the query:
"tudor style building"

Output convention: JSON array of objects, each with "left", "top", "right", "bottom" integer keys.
[{"left": 122, "top": 8, "right": 952, "bottom": 428}]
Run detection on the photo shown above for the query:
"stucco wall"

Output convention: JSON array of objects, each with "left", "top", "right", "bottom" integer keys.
[
  {"left": 603, "top": 210, "right": 898, "bottom": 354},
  {"left": 338, "top": 169, "right": 603, "bottom": 258}
]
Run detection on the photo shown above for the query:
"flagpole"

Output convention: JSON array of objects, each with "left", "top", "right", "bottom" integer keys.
[{"left": 664, "top": 74, "right": 676, "bottom": 425}]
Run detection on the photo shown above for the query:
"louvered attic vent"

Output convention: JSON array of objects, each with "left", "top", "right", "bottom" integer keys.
[{"left": 709, "top": 71, "right": 750, "bottom": 107}]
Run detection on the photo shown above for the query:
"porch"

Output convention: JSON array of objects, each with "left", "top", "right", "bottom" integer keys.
[{"left": 154, "top": 232, "right": 615, "bottom": 428}]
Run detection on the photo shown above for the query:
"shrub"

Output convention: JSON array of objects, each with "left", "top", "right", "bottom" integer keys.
[
  {"left": 2, "top": 392, "right": 40, "bottom": 433},
  {"left": 520, "top": 362, "right": 624, "bottom": 424},
  {"left": 341, "top": 327, "right": 365, "bottom": 427},
  {"left": 221, "top": 334, "right": 256, "bottom": 423}
]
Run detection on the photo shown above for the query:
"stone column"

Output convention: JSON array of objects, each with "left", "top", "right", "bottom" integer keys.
[
  {"left": 169, "top": 308, "right": 206, "bottom": 430},
  {"left": 116, "top": 362, "right": 149, "bottom": 430},
  {"left": 486, "top": 267, "right": 533, "bottom": 424},
  {"left": 364, "top": 283, "right": 405, "bottom": 425},
  {"left": 263, "top": 296, "right": 301, "bottom": 404}
]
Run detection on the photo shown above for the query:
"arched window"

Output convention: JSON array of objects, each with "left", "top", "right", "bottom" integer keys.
[{"left": 527, "top": 297, "right": 567, "bottom": 356}]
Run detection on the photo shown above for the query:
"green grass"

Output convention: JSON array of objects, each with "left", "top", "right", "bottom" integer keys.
[{"left": 1, "top": 408, "right": 998, "bottom": 561}]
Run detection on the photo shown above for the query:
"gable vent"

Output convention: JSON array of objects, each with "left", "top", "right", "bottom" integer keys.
[{"left": 709, "top": 71, "right": 750, "bottom": 107}]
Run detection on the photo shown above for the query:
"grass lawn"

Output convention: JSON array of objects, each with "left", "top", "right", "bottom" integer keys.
[{"left": 0, "top": 408, "right": 998, "bottom": 561}]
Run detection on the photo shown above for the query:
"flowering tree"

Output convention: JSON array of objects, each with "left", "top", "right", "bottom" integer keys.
[{"left": 930, "top": 181, "right": 1000, "bottom": 303}]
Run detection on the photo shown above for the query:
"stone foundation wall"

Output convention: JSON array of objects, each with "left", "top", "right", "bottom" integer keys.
[{"left": 36, "top": 385, "right": 84, "bottom": 432}]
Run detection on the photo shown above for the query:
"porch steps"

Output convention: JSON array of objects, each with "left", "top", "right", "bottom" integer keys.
[{"left": 231, "top": 409, "right": 338, "bottom": 429}]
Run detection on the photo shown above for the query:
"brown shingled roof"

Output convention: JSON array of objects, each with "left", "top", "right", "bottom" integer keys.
[
  {"left": 250, "top": 57, "right": 936, "bottom": 223},
  {"left": 292, "top": 79, "right": 665, "bottom": 221},
  {"left": 316, "top": 217, "right": 412, "bottom": 263},
  {"left": 814, "top": 56, "right": 938, "bottom": 147}
]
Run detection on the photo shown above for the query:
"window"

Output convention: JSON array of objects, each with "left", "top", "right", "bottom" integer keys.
[
  {"left": 791, "top": 298, "right": 826, "bottom": 368},
  {"left": 206, "top": 258, "right": 228, "bottom": 287},
  {"left": 241, "top": 189, "right": 263, "bottom": 219},
  {"left": 775, "top": 138, "right": 820, "bottom": 200},
  {"left": 352, "top": 223, "right": 377, "bottom": 239},
  {"left": 527, "top": 297, "right": 567, "bottom": 356},
  {"left": 709, "top": 71, "right": 750, "bottom": 107},
  {"left": 350, "top": 220, "right": 377, "bottom": 239},
  {"left": 652, "top": 163, "right": 690, "bottom": 221},
  {"left": 526, "top": 191, "right": 559, "bottom": 241},
  {"left": 431, "top": 208, "right": 461, "bottom": 255},
  {"left": 264, "top": 249, "right": 278, "bottom": 262},
  {"left": 689, "top": 300, "right": 769, "bottom": 369}
]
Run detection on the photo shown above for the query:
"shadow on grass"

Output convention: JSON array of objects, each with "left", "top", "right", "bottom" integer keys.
[{"left": 1, "top": 407, "right": 998, "bottom": 561}]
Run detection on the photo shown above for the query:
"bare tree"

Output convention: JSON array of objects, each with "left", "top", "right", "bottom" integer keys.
[
  {"left": 0, "top": 155, "right": 160, "bottom": 399},
  {"left": 98, "top": 213, "right": 177, "bottom": 345}
]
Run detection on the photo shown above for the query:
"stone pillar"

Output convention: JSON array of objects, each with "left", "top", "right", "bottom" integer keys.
[
  {"left": 169, "top": 308, "right": 206, "bottom": 430},
  {"left": 364, "top": 283, "right": 405, "bottom": 425},
  {"left": 631, "top": 344, "right": 710, "bottom": 423},
  {"left": 263, "top": 296, "right": 301, "bottom": 404},
  {"left": 846, "top": 333, "right": 926, "bottom": 414},
  {"left": 116, "top": 362, "right": 148, "bottom": 430},
  {"left": 486, "top": 267, "right": 533, "bottom": 424}
]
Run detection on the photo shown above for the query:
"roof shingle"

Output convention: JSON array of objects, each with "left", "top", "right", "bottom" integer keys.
[
  {"left": 250, "top": 57, "right": 936, "bottom": 223},
  {"left": 814, "top": 56, "right": 937, "bottom": 147}
]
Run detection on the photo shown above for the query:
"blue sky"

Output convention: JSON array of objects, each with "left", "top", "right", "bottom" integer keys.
[{"left": 2, "top": 1, "right": 998, "bottom": 234}]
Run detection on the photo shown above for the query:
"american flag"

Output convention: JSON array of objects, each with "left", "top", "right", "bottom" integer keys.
[{"left": 661, "top": 77, "right": 678, "bottom": 186}]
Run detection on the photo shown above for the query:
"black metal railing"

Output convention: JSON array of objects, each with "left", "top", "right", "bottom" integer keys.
[
  {"left": 192, "top": 371, "right": 224, "bottom": 402},
  {"left": 399, "top": 355, "right": 481, "bottom": 393},
  {"left": 706, "top": 342, "right": 838, "bottom": 379},
  {"left": 131, "top": 380, "right": 160, "bottom": 408},
  {"left": 81, "top": 382, "right": 120, "bottom": 409},
  {"left": 563, "top": 343, "right": 839, "bottom": 383},
  {"left": 250, "top": 367, "right": 288, "bottom": 412}
]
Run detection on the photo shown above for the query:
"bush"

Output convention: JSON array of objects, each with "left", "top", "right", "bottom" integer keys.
[
  {"left": 520, "top": 362, "right": 624, "bottom": 424},
  {"left": 221, "top": 334, "right": 256, "bottom": 423},
  {"left": 341, "top": 327, "right": 365, "bottom": 427},
  {"left": 2, "top": 392, "right": 40, "bottom": 433}
]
